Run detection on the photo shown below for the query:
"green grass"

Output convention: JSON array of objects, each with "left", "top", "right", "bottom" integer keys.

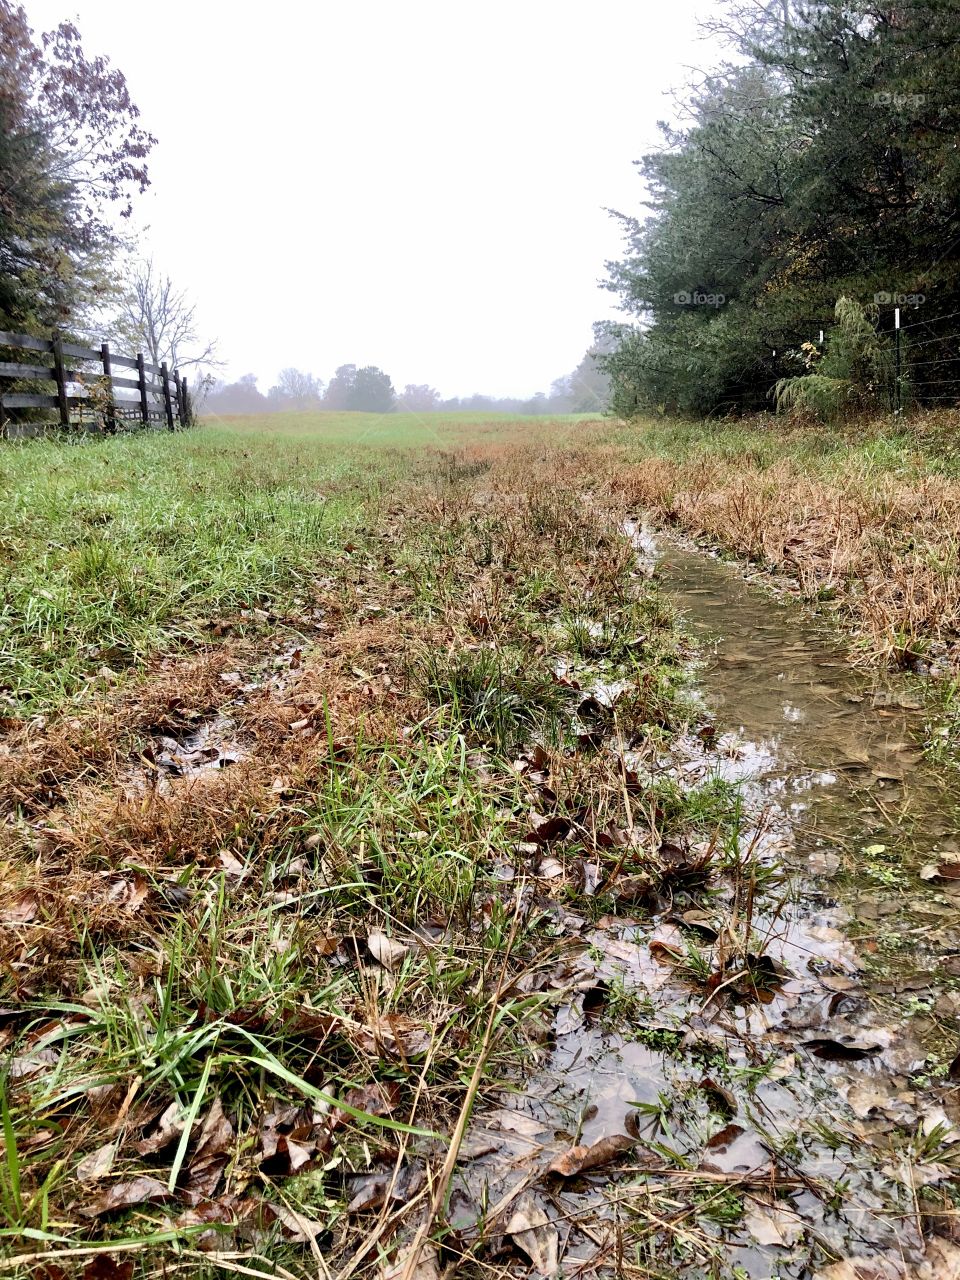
[
  {"left": 5, "top": 410, "right": 946, "bottom": 1277},
  {"left": 611, "top": 410, "right": 960, "bottom": 482},
  {"left": 0, "top": 428, "right": 377, "bottom": 711},
  {"left": 0, "top": 418, "right": 735, "bottom": 1275},
  {"left": 0, "top": 414, "right": 608, "bottom": 714}
]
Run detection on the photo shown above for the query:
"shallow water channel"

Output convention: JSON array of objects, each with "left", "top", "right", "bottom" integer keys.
[{"left": 454, "top": 537, "right": 960, "bottom": 1277}]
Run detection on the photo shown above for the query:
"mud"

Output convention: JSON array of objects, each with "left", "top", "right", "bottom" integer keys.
[{"left": 452, "top": 531, "right": 960, "bottom": 1278}]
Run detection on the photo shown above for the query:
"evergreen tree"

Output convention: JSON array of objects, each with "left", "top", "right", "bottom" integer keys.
[{"left": 603, "top": 1, "right": 960, "bottom": 417}]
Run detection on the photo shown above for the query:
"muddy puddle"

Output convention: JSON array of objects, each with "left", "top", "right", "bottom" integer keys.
[{"left": 450, "top": 534, "right": 960, "bottom": 1278}]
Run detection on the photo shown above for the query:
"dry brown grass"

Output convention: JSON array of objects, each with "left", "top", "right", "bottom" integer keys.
[{"left": 615, "top": 453, "right": 960, "bottom": 669}]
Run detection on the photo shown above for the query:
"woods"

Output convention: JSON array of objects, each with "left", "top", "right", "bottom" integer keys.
[{"left": 603, "top": 0, "right": 960, "bottom": 418}]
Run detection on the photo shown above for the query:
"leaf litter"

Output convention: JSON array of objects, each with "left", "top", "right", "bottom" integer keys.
[{"left": 2, "top": 449, "right": 960, "bottom": 1280}]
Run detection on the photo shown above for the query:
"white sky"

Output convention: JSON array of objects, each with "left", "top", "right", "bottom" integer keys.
[{"left": 23, "top": 0, "right": 718, "bottom": 397}]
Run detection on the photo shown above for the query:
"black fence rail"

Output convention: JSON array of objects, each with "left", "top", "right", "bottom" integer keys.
[{"left": 0, "top": 328, "right": 193, "bottom": 438}]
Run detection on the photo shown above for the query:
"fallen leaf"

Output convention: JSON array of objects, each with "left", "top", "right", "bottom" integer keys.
[
  {"left": 382, "top": 1242, "right": 442, "bottom": 1280},
  {"left": 356, "top": 1014, "right": 433, "bottom": 1058},
  {"left": 547, "top": 1133, "right": 634, "bottom": 1177},
  {"left": 82, "top": 1259, "right": 134, "bottom": 1280},
  {"left": 525, "top": 812, "right": 571, "bottom": 843},
  {"left": 367, "top": 930, "right": 410, "bottom": 971},
  {"left": 803, "top": 1037, "right": 881, "bottom": 1061},
  {"left": 1, "top": 890, "right": 38, "bottom": 925},
  {"left": 649, "top": 940, "right": 684, "bottom": 965},
  {"left": 135, "top": 1101, "right": 185, "bottom": 1155},
  {"left": 505, "top": 1195, "right": 559, "bottom": 1276},
  {"left": 186, "top": 1097, "right": 233, "bottom": 1197},
  {"left": 82, "top": 1176, "right": 172, "bottom": 1217},
  {"left": 76, "top": 1141, "right": 117, "bottom": 1183},
  {"left": 744, "top": 1198, "right": 803, "bottom": 1248}
]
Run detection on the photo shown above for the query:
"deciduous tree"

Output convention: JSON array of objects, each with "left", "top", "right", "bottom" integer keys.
[{"left": 0, "top": 2, "right": 154, "bottom": 330}]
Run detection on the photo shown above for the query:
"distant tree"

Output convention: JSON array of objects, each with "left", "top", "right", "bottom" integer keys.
[
  {"left": 203, "top": 373, "right": 267, "bottom": 416},
  {"left": 110, "top": 259, "right": 219, "bottom": 401},
  {"left": 521, "top": 391, "right": 548, "bottom": 415},
  {"left": 0, "top": 2, "right": 155, "bottom": 330},
  {"left": 267, "top": 367, "right": 324, "bottom": 409},
  {"left": 346, "top": 365, "right": 396, "bottom": 413},
  {"left": 399, "top": 383, "right": 441, "bottom": 412},
  {"left": 565, "top": 340, "right": 612, "bottom": 413},
  {"left": 323, "top": 363, "right": 357, "bottom": 410},
  {"left": 461, "top": 393, "right": 495, "bottom": 411}
]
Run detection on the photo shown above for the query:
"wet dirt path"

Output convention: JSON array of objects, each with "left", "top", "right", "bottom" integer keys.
[
  {"left": 657, "top": 539, "right": 960, "bottom": 995},
  {"left": 453, "top": 535, "right": 960, "bottom": 1279}
]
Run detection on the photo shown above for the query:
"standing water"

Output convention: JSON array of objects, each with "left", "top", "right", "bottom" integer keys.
[{"left": 453, "top": 535, "right": 960, "bottom": 1278}]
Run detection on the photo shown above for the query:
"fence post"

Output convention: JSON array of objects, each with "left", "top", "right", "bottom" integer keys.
[
  {"left": 161, "top": 362, "right": 175, "bottom": 430},
  {"left": 174, "top": 370, "right": 186, "bottom": 427},
  {"left": 181, "top": 377, "right": 192, "bottom": 426},
  {"left": 136, "top": 352, "right": 149, "bottom": 425},
  {"left": 100, "top": 341, "right": 116, "bottom": 433},
  {"left": 52, "top": 331, "right": 70, "bottom": 428},
  {"left": 894, "top": 306, "right": 902, "bottom": 417}
]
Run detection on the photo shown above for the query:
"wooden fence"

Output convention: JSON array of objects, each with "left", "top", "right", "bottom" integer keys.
[{"left": 0, "top": 328, "right": 193, "bottom": 437}]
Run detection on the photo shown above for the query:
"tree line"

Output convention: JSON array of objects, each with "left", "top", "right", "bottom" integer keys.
[
  {"left": 0, "top": 4, "right": 226, "bottom": 395},
  {"left": 205, "top": 343, "right": 609, "bottom": 417},
  {"left": 0, "top": 3, "right": 154, "bottom": 333},
  {"left": 0, "top": 0, "right": 610, "bottom": 424},
  {"left": 602, "top": 0, "right": 960, "bottom": 419}
]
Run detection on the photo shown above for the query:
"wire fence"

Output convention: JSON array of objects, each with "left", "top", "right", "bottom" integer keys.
[{"left": 702, "top": 305, "right": 960, "bottom": 418}]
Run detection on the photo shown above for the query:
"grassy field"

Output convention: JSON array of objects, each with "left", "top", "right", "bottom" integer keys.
[
  {"left": 1, "top": 412, "right": 724, "bottom": 1276},
  {"left": 610, "top": 411, "right": 960, "bottom": 675},
  {"left": 3, "top": 408, "right": 960, "bottom": 1276}
]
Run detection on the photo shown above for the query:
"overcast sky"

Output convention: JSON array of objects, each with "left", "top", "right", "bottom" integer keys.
[{"left": 24, "top": 0, "right": 717, "bottom": 397}]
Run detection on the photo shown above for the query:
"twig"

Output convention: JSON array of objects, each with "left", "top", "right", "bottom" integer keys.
[{"left": 398, "top": 884, "right": 526, "bottom": 1280}]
